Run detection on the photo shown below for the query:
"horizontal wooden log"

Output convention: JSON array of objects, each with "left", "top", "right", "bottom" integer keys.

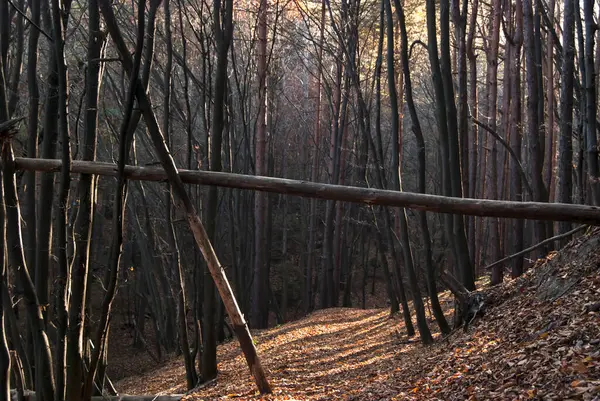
[{"left": 14, "top": 157, "right": 600, "bottom": 225}]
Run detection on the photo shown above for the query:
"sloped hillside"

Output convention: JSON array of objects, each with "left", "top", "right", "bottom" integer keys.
[{"left": 117, "top": 229, "right": 600, "bottom": 400}]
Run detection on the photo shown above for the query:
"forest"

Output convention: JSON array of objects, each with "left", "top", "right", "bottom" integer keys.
[{"left": 0, "top": 0, "right": 599, "bottom": 399}]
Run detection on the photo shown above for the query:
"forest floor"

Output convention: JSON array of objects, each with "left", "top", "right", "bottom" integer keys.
[{"left": 116, "top": 228, "right": 600, "bottom": 400}]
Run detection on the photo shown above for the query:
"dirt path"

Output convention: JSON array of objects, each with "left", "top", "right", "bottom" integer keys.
[{"left": 117, "top": 308, "right": 422, "bottom": 400}]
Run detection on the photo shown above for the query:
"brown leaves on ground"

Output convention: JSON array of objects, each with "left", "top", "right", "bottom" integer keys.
[{"left": 117, "top": 229, "right": 600, "bottom": 400}]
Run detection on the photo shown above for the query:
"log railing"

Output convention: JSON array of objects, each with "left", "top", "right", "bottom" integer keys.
[{"left": 14, "top": 157, "right": 600, "bottom": 225}]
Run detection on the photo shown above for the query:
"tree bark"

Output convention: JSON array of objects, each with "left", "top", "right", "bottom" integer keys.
[
  {"left": 305, "top": 0, "right": 326, "bottom": 315},
  {"left": 23, "top": 0, "right": 41, "bottom": 275},
  {"left": 508, "top": 0, "right": 525, "bottom": 277},
  {"left": 50, "top": 0, "right": 72, "bottom": 397},
  {"left": 523, "top": 0, "right": 548, "bottom": 253},
  {"left": 252, "top": 0, "right": 269, "bottom": 328},
  {"left": 485, "top": 0, "right": 502, "bottom": 284},
  {"left": 67, "top": 1, "right": 105, "bottom": 398},
  {"left": 394, "top": 0, "right": 450, "bottom": 336},
  {"left": 466, "top": 0, "right": 478, "bottom": 267},
  {"left": 583, "top": 0, "right": 600, "bottom": 205},
  {"left": 385, "top": 0, "right": 432, "bottom": 345},
  {"left": 557, "top": 0, "right": 575, "bottom": 244}
]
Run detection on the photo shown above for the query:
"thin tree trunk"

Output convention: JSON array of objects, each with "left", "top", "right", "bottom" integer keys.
[
  {"left": 50, "top": 0, "right": 72, "bottom": 397},
  {"left": 372, "top": 0, "right": 412, "bottom": 331},
  {"left": 253, "top": 0, "right": 269, "bottom": 328},
  {"left": 305, "top": 0, "right": 325, "bottom": 315},
  {"left": 486, "top": 0, "right": 502, "bottom": 284},
  {"left": 466, "top": 0, "right": 478, "bottom": 267},
  {"left": 385, "top": 0, "right": 432, "bottom": 345},
  {"left": 509, "top": 0, "right": 525, "bottom": 277},
  {"left": 6, "top": 0, "right": 24, "bottom": 117},
  {"left": 523, "top": 0, "right": 548, "bottom": 253},
  {"left": 66, "top": 1, "right": 105, "bottom": 399},
  {"left": 23, "top": 0, "right": 41, "bottom": 274},
  {"left": 83, "top": 1, "right": 149, "bottom": 398},
  {"left": 556, "top": 0, "right": 575, "bottom": 244},
  {"left": 162, "top": 0, "right": 197, "bottom": 388},
  {"left": 544, "top": 0, "right": 556, "bottom": 199},
  {"left": 583, "top": 0, "right": 600, "bottom": 205},
  {"left": 428, "top": 0, "right": 475, "bottom": 290},
  {"left": 393, "top": 0, "right": 450, "bottom": 336}
]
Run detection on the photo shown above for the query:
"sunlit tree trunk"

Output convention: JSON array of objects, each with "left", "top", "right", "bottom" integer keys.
[{"left": 67, "top": 0, "right": 105, "bottom": 399}]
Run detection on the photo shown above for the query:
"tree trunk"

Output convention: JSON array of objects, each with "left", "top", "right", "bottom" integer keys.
[
  {"left": 544, "top": 0, "right": 556, "bottom": 199},
  {"left": 466, "top": 0, "right": 478, "bottom": 267},
  {"left": 83, "top": 2, "right": 146, "bottom": 398},
  {"left": 23, "top": 0, "right": 41, "bottom": 273},
  {"left": 372, "top": 0, "right": 413, "bottom": 334},
  {"left": 394, "top": 0, "right": 450, "bottom": 336},
  {"left": 509, "top": 0, "right": 525, "bottom": 277},
  {"left": 427, "top": 0, "right": 475, "bottom": 290},
  {"left": 253, "top": 0, "right": 269, "bottom": 328},
  {"left": 486, "top": 0, "right": 502, "bottom": 284},
  {"left": 583, "top": 0, "right": 600, "bottom": 205},
  {"left": 557, "top": 0, "right": 575, "bottom": 244},
  {"left": 305, "top": 0, "right": 326, "bottom": 314},
  {"left": 163, "top": 0, "right": 197, "bottom": 388},
  {"left": 385, "top": 0, "right": 432, "bottom": 345},
  {"left": 50, "top": 0, "right": 73, "bottom": 397},
  {"left": 523, "top": 0, "right": 548, "bottom": 253},
  {"left": 66, "top": 1, "right": 105, "bottom": 399}
]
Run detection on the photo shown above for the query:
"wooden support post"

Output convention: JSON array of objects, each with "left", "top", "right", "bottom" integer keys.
[{"left": 14, "top": 157, "right": 600, "bottom": 225}]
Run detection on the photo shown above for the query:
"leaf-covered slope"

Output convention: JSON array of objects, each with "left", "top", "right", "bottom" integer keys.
[{"left": 117, "top": 229, "right": 600, "bottom": 400}]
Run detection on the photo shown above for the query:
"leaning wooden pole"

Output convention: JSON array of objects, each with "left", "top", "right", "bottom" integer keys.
[
  {"left": 97, "top": 1, "right": 272, "bottom": 393},
  {"left": 14, "top": 157, "right": 600, "bottom": 225}
]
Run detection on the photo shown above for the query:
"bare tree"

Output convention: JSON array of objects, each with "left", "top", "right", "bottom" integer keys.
[
  {"left": 393, "top": 0, "right": 450, "bottom": 336},
  {"left": 557, "top": 0, "right": 575, "bottom": 243},
  {"left": 253, "top": 0, "right": 269, "bottom": 329},
  {"left": 385, "top": 0, "right": 432, "bottom": 345},
  {"left": 583, "top": 0, "right": 600, "bottom": 205}
]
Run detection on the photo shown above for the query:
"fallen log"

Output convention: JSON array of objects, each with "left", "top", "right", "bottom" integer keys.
[{"left": 14, "top": 157, "right": 600, "bottom": 225}]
